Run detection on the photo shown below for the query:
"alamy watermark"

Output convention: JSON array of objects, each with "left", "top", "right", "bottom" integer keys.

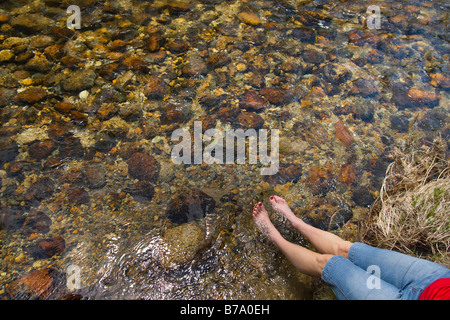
[
  {"left": 366, "top": 265, "right": 381, "bottom": 289},
  {"left": 170, "top": 121, "right": 279, "bottom": 176},
  {"left": 66, "top": 264, "right": 82, "bottom": 291},
  {"left": 366, "top": 5, "right": 381, "bottom": 30},
  {"left": 67, "top": 5, "right": 81, "bottom": 30}
]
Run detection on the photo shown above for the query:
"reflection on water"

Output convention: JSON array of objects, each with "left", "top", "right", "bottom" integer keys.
[{"left": 0, "top": 0, "right": 448, "bottom": 299}]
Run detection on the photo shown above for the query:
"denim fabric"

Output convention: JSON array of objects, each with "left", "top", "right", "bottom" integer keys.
[{"left": 321, "top": 242, "right": 450, "bottom": 300}]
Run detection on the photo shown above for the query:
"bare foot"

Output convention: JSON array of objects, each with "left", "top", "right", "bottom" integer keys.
[
  {"left": 252, "top": 202, "right": 282, "bottom": 242},
  {"left": 269, "top": 195, "right": 299, "bottom": 225}
]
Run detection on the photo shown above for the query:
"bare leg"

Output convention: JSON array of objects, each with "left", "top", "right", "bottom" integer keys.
[
  {"left": 269, "top": 196, "right": 352, "bottom": 258},
  {"left": 252, "top": 202, "right": 333, "bottom": 277}
]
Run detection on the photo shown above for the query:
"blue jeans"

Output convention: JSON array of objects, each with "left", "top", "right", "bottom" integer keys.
[{"left": 321, "top": 242, "right": 450, "bottom": 300}]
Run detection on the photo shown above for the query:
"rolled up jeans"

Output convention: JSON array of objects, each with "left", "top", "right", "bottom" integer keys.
[{"left": 321, "top": 242, "right": 450, "bottom": 300}]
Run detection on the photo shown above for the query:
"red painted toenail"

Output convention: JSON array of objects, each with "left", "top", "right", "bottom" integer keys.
[{"left": 270, "top": 196, "right": 273, "bottom": 200}]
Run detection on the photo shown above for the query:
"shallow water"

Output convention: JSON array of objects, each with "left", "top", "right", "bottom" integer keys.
[{"left": 0, "top": 0, "right": 448, "bottom": 300}]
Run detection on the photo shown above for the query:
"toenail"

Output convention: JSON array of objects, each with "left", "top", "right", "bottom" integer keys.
[{"left": 270, "top": 196, "right": 273, "bottom": 200}]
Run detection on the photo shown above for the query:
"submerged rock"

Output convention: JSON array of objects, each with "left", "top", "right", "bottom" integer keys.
[
  {"left": 237, "top": 111, "right": 264, "bottom": 129},
  {"left": 10, "top": 14, "right": 53, "bottom": 33},
  {"left": 334, "top": 121, "right": 354, "bottom": 147},
  {"left": 239, "top": 91, "right": 267, "bottom": 111},
  {"left": 28, "top": 236, "right": 66, "bottom": 259},
  {"left": 5, "top": 268, "right": 63, "bottom": 300},
  {"left": 62, "top": 69, "right": 97, "bottom": 92},
  {"left": 260, "top": 87, "right": 293, "bottom": 106},
  {"left": 166, "top": 189, "right": 216, "bottom": 224},
  {"left": 14, "top": 88, "right": 47, "bottom": 105},
  {"left": 143, "top": 75, "right": 167, "bottom": 99},
  {"left": 127, "top": 152, "right": 160, "bottom": 182},
  {"left": 160, "top": 221, "right": 206, "bottom": 268},
  {"left": 28, "top": 139, "right": 56, "bottom": 160}
]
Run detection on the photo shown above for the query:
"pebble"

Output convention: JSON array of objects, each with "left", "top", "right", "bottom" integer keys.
[
  {"left": 239, "top": 91, "right": 267, "bottom": 111},
  {"left": 67, "top": 187, "right": 90, "bottom": 205},
  {"left": 85, "top": 164, "right": 107, "bottom": 189},
  {"left": 14, "top": 87, "right": 47, "bottom": 105},
  {"left": 5, "top": 268, "right": 62, "bottom": 300},
  {"left": 237, "top": 10, "right": 261, "bottom": 25},
  {"left": 306, "top": 166, "right": 336, "bottom": 196},
  {"left": 260, "top": 87, "right": 293, "bottom": 106},
  {"left": 28, "top": 139, "right": 56, "bottom": 160},
  {"left": 237, "top": 111, "right": 264, "bottom": 129},
  {"left": 349, "top": 78, "right": 378, "bottom": 97},
  {"left": 0, "top": 50, "right": 14, "bottom": 62},
  {"left": 127, "top": 152, "right": 160, "bottom": 182},
  {"left": 160, "top": 221, "right": 206, "bottom": 268},
  {"left": 143, "top": 75, "right": 167, "bottom": 99},
  {"left": 166, "top": 189, "right": 216, "bottom": 224},
  {"left": 62, "top": 69, "right": 97, "bottom": 92},
  {"left": 10, "top": 13, "right": 53, "bottom": 33},
  {"left": 28, "top": 236, "right": 66, "bottom": 259},
  {"left": 334, "top": 121, "right": 355, "bottom": 147}
]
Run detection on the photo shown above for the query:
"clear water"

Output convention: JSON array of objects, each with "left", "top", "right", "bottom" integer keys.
[{"left": 0, "top": 0, "right": 448, "bottom": 300}]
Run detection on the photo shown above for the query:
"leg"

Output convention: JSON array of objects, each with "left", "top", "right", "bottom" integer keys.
[
  {"left": 270, "top": 196, "right": 352, "bottom": 257},
  {"left": 348, "top": 242, "right": 450, "bottom": 294},
  {"left": 322, "top": 255, "right": 402, "bottom": 300},
  {"left": 252, "top": 202, "right": 332, "bottom": 277}
]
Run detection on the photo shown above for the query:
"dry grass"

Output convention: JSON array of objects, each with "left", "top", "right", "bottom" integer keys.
[{"left": 362, "top": 137, "right": 450, "bottom": 261}]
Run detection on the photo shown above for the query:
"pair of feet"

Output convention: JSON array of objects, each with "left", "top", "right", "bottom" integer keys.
[{"left": 252, "top": 195, "right": 297, "bottom": 242}]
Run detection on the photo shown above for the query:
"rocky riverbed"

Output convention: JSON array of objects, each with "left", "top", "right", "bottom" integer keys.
[{"left": 0, "top": 0, "right": 449, "bottom": 299}]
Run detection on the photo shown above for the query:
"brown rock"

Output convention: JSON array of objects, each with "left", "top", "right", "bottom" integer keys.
[
  {"left": 14, "top": 87, "right": 47, "bottom": 104},
  {"left": 349, "top": 78, "right": 378, "bottom": 97},
  {"left": 25, "top": 53, "right": 53, "bottom": 72},
  {"left": 67, "top": 187, "right": 90, "bottom": 205},
  {"left": 334, "top": 121, "right": 354, "bottom": 147},
  {"left": 306, "top": 166, "right": 335, "bottom": 196},
  {"left": 121, "top": 55, "right": 146, "bottom": 72},
  {"left": 430, "top": 73, "right": 450, "bottom": 89},
  {"left": 239, "top": 91, "right": 267, "bottom": 111},
  {"left": 143, "top": 75, "right": 166, "bottom": 99},
  {"left": 166, "top": 189, "right": 216, "bottom": 224},
  {"left": 182, "top": 52, "right": 207, "bottom": 77},
  {"left": 302, "top": 49, "right": 325, "bottom": 64},
  {"left": 206, "top": 52, "right": 231, "bottom": 69},
  {"left": 160, "top": 221, "right": 206, "bottom": 268},
  {"left": 146, "top": 33, "right": 164, "bottom": 52},
  {"left": 10, "top": 13, "right": 53, "bottom": 33},
  {"left": 237, "top": 10, "right": 261, "bottom": 25},
  {"left": 407, "top": 88, "right": 440, "bottom": 107},
  {"left": 124, "top": 181, "right": 155, "bottom": 202},
  {"left": 50, "top": 26, "right": 75, "bottom": 39},
  {"left": 127, "top": 152, "right": 160, "bottom": 182},
  {"left": 216, "top": 106, "right": 239, "bottom": 124},
  {"left": 339, "top": 163, "right": 356, "bottom": 185},
  {"left": 348, "top": 31, "right": 363, "bottom": 45},
  {"left": 54, "top": 102, "right": 76, "bottom": 114},
  {"left": 5, "top": 268, "right": 62, "bottom": 300},
  {"left": 260, "top": 87, "right": 292, "bottom": 105},
  {"left": 161, "top": 104, "right": 188, "bottom": 125},
  {"left": 166, "top": 40, "right": 189, "bottom": 53},
  {"left": 237, "top": 111, "right": 264, "bottom": 129},
  {"left": 96, "top": 103, "right": 118, "bottom": 120},
  {"left": 264, "top": 163, "right": 302, "bottom": 184},
  {"left": 85, "top": 165, "right": 106, "bottom": 189},
  {"left": 0, "top": 13, "right": 9, "bottom": 23},
  {"left": 44, "top": 45, "right": 64, "bottom": 61},
  {"left": 24, "top": 178, "right": 54, "bottom": 204},
  {"left": 29, "top": 236, "right": 65, "bottom": 259},
  {"left": 62, "top": 69, "right": 97, "bottom": 92},
  {"left": 22, "top": 210, "right": 52, "bottom": 234},
  {"left": 28, "top": 139, "right": 56, "bottom": 160},
  {"left": 0, "top": 87, "right": 16, "bottom": 107}
]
